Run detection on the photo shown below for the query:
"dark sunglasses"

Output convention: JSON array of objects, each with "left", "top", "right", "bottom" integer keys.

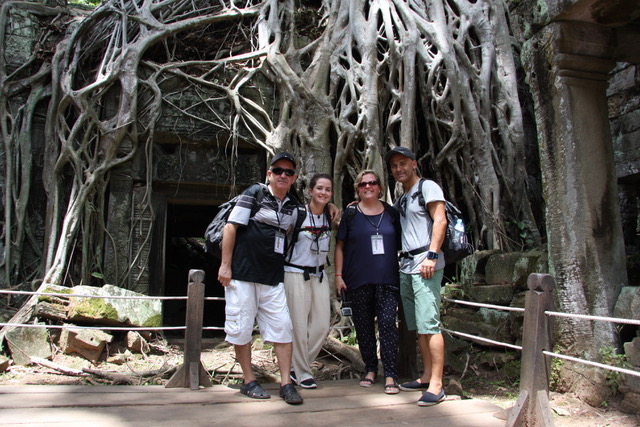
[
  {"left": 357, "top": 180, "right": 379, "bottom": 188},
  {"left": 270, "top": 167, "right": 296, "bottom": 177}
]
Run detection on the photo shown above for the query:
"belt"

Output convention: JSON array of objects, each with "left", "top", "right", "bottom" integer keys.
[
  {"left": 399, "top": 245, "right": 429, "bottom": 259},
  {"left": 285, "top": 263, "right": 325, "bottom": 281}
]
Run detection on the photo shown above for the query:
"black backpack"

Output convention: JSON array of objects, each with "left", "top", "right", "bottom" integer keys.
[
  {"left": 204, "top": 183, "right": 307, "bottom": 258},
  {"left": 413, "top": 178, "right": 474, "bottom": 265},
  {"left": 204, "top": 183, "right": 267, "bottom": 258}
]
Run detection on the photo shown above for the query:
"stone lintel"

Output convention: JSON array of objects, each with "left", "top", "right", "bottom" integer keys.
[
  {"left": 555, "top": 53, "right": 615, "bottom": 82},
  {"left": 553, "top": 21, "right": 614, "bottom": 60}
]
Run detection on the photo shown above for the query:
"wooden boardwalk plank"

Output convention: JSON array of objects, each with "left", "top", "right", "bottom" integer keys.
[{"left": 0, "top": 380, "right": 506, "bottom": 426}]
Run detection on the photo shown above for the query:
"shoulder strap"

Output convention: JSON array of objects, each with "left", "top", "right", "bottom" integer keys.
[
  {"left": 344, "top": 205, "right": 358, "bottom": 230},
  {"left": 284, "top": 203, "right": 307, "bottom": 260},
  {"left": 411, "top": 178, "right": 427, "bottom": 210},
  {"left": 382, "top": 201, "right": 402, "bottom": 249},
  {"left": 246, "top": 183, "right": 267, "bottom": 217}
]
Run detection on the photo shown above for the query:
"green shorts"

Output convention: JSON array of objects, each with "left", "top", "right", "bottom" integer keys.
[{"left": 399, "top": 270, "right": 443, "bottom": 335}]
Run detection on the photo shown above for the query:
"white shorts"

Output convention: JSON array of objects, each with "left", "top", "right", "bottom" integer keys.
[{"left": 224, "top": 279, "right": 293, "bottom": 345}]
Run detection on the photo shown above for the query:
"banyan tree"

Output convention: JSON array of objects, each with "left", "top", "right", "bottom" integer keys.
[{"left": 0, "top": 0, "right": 541, "bottom": 290}]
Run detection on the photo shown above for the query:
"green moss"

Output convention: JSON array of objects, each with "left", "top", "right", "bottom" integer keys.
[
  {"left": 38, "top": 286, "right": 71, "bottom": 303},
  {"left": 69, "top": 298, "right": 118, "bottom": 320},
  {"left": 142, "top": 314, "right": 162, "bottom": 328}
]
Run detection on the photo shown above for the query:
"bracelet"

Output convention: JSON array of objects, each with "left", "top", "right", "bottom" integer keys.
[{"left": 335, "top": 274, "right": 342, "bottom": 276}]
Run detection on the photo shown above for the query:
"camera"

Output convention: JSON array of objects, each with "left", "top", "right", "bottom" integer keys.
[{"left": 340, "top": 289, "right": 352, "bottom": 317}]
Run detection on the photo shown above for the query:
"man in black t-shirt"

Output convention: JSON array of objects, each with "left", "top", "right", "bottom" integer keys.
[{"left": 217, "top": 151, "right": 304, "bottom": 405}]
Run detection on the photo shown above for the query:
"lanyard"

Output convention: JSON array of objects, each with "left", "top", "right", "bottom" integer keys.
[
  {"left": 357, "top": 205, "right": 385, "bottom": 235},
  {"left": 308, "top": 205, "right": 328, "bottom": 253}
]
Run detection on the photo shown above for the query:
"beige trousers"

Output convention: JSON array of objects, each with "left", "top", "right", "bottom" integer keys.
[{"left": 284, "top": 271, "right": 331, "bottom": 382}]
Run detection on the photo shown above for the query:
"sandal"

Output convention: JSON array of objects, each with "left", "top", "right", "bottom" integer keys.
[
  {"left": 359, "top": 373, "right": 377, "bottom": 388},
  {"left": 384, "top": 380, "right": 400, "bottom": 394},
  {"left": 240, "top": 380, "right": 271, "bottom": 399}
]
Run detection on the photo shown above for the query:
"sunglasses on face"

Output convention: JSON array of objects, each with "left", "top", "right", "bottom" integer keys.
[
  {"left": 270, "top": 167, "right": 296, "bottom": 177},
  {"left": 357, "top": 180, "right": 379, "bottom": 188}
]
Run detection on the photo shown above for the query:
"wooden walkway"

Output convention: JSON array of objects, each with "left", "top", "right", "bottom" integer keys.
[{"left": 0, "top": 380, "right": 507, "bottom": 426}]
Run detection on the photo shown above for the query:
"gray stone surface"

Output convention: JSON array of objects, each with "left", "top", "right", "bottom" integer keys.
[
  {"left": 6, "top": 326, "right": 52, "bottom": 366},
  {"left": 623, "top": 337, "right": 640, "bottom": 367},
  {"left": 465, "top": 284, "right": 515, "bottom": 305},
  {"left": 458, "top": 250, "right": 500, "bottom": 285},
  {"left": 67, "top": 284, "right": 162, "bottom": 328},
  {"left": 484, "top": 253, "right": 524, "bottom": 285},
  {"left": 614, "top": 286, "right": 640, "bottom": 321}
]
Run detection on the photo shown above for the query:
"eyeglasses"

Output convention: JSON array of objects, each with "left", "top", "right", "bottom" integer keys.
[
  {"left": 270, "top": 167, "right": 296, "bottom": 177},
  {"left": 357, "top": 180, "right": 379, "bottom": 188}
]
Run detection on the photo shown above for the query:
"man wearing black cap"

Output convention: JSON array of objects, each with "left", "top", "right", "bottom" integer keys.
[
  {"left": 384, "top": 146, "right": 448, "bottom": 406},
  {"left": 218, "top": 151, "right": 304, "bottom": 404}
]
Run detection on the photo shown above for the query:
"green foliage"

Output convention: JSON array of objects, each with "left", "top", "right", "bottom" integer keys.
[
  {"left": 69, "top": 0, "right": 101, "bottom": 6},
  {"left": 505, "top": 218, "right": 537, "bottom": 250},
  {"left": 340, "top": 328, "right": 357, "bottom": 346},
  {"left": 549, "top": 352, "right": 565, "bottom": 392},
  {"left": 442, "top": 283, "right": 465, "bottom": 299},
  {"left": 599, "top": 345, "right": 630, "bottom": 392}
]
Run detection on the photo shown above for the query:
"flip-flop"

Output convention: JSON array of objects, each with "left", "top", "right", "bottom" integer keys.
[
  {"left": 240, "top": 380, "right": 271, "bottom": 399},
  {"left": 384, "top": 381, "right": 400, "bottom": 394},
  {"left": 359, "top": 375, "right": 376, "bottom": 387}
]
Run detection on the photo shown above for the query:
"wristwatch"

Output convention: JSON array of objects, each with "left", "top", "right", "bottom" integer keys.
[{"left": 426, "top": 251, "right": 439, "bottom": 260}]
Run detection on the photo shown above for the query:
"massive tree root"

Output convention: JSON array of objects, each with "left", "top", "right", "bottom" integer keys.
[{"left": 0, "top": 0, "right": 540, "bottom": 290}]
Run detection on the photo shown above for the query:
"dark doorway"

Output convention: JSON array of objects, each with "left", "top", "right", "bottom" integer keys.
[{"left": 163, "top": 203, "right": 225, "bottom": 337}]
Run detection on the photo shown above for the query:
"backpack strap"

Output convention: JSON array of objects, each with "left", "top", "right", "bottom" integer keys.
[
  {"left": 382, "top": 201, "right": 402, "bottom": 249},
  {"left": 237, "top": 183, "right": 268, "bottom": 220},
  {"left": 411, "top": 178, "right": 427, "bottom": 210},
  {"left": 344, "top": 204, "right": 358, "bottom": 231},
  {"left": 284, "top": 203, "right": 307, "bottom": 261}
]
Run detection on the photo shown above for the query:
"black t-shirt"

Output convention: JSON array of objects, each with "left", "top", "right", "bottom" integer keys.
[{"left": 227, "top": 184, "right": 301, "bottom": 286}]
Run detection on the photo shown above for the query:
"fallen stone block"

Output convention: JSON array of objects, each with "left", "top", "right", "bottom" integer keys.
[
  {"left": 5, "top": 326, "right": 52, "bottom": 365},
  {"left": 0, "top": 355, "right": 10, "bottom": 372},
  {"left": 126, "top": 331, "right": 150, "bottom": 354},
  {"left": 67, "top": 285, "right": 162, "bottom": 328},
  {"left": 60, "top": 327, "right": 113, "bottom": 362}
]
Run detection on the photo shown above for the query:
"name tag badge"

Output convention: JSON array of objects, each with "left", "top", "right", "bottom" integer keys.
[
  {"left": 274, "top": 231, "right": 286, "bottom": 254},
  {"left": 371, "top": 234, "right": 384, "bottom": 255}
]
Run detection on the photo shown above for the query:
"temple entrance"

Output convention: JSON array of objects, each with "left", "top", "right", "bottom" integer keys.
[{"left": 162, "top": 202, "right": 225, "bottom": 336}]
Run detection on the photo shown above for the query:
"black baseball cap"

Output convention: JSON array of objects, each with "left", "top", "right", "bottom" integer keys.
[
  {"left": 384, "top": 146, "right": 416, "bottom": 163},
  {"left": 270, "top": 151, "right": 297, "bottom": 168}
]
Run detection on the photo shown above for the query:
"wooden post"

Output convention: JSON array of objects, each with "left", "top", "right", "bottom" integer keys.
[
  {"left": 397, "top": 303, "right": 418, "bottom": 379},
  {"left": 165, "top": 269, "right": 212, "bottom": 389},
  {"left": 507, "top": 273, "right": 554, "bottom": 426}
]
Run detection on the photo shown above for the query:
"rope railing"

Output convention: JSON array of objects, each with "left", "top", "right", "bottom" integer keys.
[
  {"left": 542, "top": 350, "right": 640, "bottom": 378},
  {"left": 440, "top": 327, "right": 523, "bottom": 351},
  {"left": 442, "top": 273, "right": 640, "bottom": 427},
  {"left": 3, "top": 270, "right": 639, "bottom": 420},
  {"left": 0, "top": 289, "right": 187, "bottom": 300},
  {"left": 443, "top": 297, "right": 525, "bottom": 312},
  {"left": 545, "top": 310, "right": 640, "bottom": 326},
  {"left": 0, "top": 323, "right": 186, "bottom": 331}
]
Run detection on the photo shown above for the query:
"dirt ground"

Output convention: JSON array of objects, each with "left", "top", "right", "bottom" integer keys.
[{"left": 1, "top": 335, "right": 638, "bottom": 427}]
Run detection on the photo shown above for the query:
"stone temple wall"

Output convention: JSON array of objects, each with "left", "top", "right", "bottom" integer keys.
[{"left": 609, "top": 62, "right": 640, "bottom": 257}]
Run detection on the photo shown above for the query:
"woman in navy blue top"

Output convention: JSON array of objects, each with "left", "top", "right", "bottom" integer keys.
[{"left": 335, "top": 170, "right": 401, "bottom": 394}]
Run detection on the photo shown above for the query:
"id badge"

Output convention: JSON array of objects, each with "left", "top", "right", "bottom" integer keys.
[
  {"left": 274, "top": 231, "right": 286, "bottom": 254},
  {"left": 371, "top": 234, "right": 384, "bottom": 255}
]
